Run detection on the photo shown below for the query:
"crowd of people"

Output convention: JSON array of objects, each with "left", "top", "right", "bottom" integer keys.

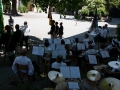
[
  {"left": 0, "top": 16, "right": 30, "bottom": 65},
  {"left": 48, "top": 20, "right": 64, "bottom": 39},
  {"left": 0, "top": 16, "right": 120, "bottom": 89}
]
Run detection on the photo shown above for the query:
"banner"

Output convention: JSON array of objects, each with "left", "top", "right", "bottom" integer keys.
[
  {"left": 89, "top": 8, "right": 98, "bottom": 33},
  {"left": 48, "top": 6, "right": 52, "bottom": 26}
]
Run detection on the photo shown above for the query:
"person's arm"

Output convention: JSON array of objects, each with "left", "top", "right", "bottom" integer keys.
[
  {"left": 12, "top": 58, "right": 17, "bottom": 73},
  {"left": 28, "top": 60, "right": 34, "bottom": 76}
]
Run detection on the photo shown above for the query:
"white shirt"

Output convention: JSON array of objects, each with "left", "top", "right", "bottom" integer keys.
[
  {"left": 100, "top": 29, "right": 107, "bottom": 38},
  {"left": 24, "top": 25, "right": 30, "bottom": 36},
  {"left": 51, "top": 62, "right": 67, "bottom": 69},
  {"left": 12, "top": 56, "right": 34, "bottom": 75}
]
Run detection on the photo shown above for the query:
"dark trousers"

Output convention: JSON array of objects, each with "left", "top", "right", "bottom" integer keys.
[
  {"left": 8, "top": 54, "right": 15, "bottom": 65},
  {"left": 32, "top": 61, "right": 41, "bottom": 79},
  {"left": 23, "top": 36, "right": 29, "bottom": 50}
]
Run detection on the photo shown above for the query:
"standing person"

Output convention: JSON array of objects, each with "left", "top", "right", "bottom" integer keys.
[
  {"left": 48, "top": 20, "right": 55, "bottom": 39},
  {"left": 8, "top": 16, "right": 14, "bottom": 32},
  {"left": 23, "top": 21, "right": 30, "bottom": 50},
  {"left": 70, "top": 38, "right": 79, "bottom": 61},
  {"left": 100, "top": 26, "right": 107, "bottom": 43},
  {"left": 3, "top": 25, "right": 16, "bottom": 65},
  {"left": 54, "top": 22, "right": 59, "bottom": 38},
  {"left": 58, "top": 22, "right": 64, "bottom": 39},
  {"left": 13, "top": 24, "right": 24, "bottom": 52}
]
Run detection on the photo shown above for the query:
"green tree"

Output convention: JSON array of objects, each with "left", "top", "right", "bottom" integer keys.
[
  {"left": 2, "top": 0, "right": 30, "bottom": 15},
  {"left": 79, "top": 0, "right": 108, "bottom": 16}
]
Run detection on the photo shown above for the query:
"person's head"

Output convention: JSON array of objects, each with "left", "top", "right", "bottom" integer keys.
[
  {"left": 44, "top": 39, "right": 49, "bottom": 47},
  {"left": 103, "top": 26, "right": 105, "bottom": 29},
  {"left": 100, "top": 43, "right": 105, "bottom": 49},
  {"left": 60, "top": 22, "right": 63, "bottom": 26},
  {"left": 88, "top": 40, "right": 93, "bottom": 45},
  {"left": 113, "top": 35, "right": 117, "bottom": 39},
  {"left": 21, "top": 48, "right": 27, "bottom": 56},
  {"left": 98, "top": 26, "right": 102, "bottom": 29},
  {"left": 56, "top": 55, "right": 63, "bottom": 63},
  {"left": 15, "top": 24, "right": 19, "bottom": 30},
  {"left": 5, "top": 25, "right": 11, "bottom": 33},
  {"left": 61, "top": 39, "right": 65, "bottom": 45},
  {"left": 105, "top": 24, "right": 108, "bottom": 28},
  {"left": 52, "top": 20, "right": 55, "bottom": 25},
  {"left": 75, "top": 38, "right": 79, "bottom": 43},
  {"left": 24, "top": 21, "right": 27, "bottom": 25},
  {"left": 88, "top": 44, "right": 94, "bottom": 49},
  {"left": 55, "top": 22, "right": 58, "bottom": 25},
  {"left": 84, "top": 33, "right": 89, "bottom": 38}
]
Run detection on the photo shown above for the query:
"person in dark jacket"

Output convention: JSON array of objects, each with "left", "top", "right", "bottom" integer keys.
[
  {"left": 58, "top": 22, "right": 63, "bottom": 39},
  {"left": 49, "top": 20, "right": 55, "bottom": 39},
  {"left": 3, "top": 25, "right": 15, "bottom": 64},
  {"left": 13, "top": 24, "right": 24, "bottom": 48}
]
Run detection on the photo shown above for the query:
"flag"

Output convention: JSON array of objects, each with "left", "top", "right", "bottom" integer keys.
[
  {"left": 48, "top": 7, "right": 52, "bottom": 26},
  {"left": 0, "top": 1, "right": 4, "bottom": 38},
  {"left": 89, "top": 7, "right": 98, "bottom": 33}
]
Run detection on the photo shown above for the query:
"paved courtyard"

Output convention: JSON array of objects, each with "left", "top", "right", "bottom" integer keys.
[{"left": 4, "top": 12, "right": 120, "bottom": 41}]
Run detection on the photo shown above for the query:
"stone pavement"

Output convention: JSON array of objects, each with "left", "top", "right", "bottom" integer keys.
[{"left": 0, "top": 12, "right": 120, "bottom": 90}]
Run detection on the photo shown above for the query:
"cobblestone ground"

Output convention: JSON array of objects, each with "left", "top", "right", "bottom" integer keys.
[{"left": 0, "top": 12, "right": 120, "bottom": 90}]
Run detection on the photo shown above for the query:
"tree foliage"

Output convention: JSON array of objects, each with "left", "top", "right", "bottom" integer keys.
[
  {"left": 79, "top": 0, "right": 108, "bottom": 16},
  {"left": 2, "top": 0, "right": 120, "bottom": 16}
]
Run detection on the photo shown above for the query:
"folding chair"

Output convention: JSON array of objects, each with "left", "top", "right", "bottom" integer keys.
[{"left": 16, "top": 64, "right": 32, "bottom": 84}]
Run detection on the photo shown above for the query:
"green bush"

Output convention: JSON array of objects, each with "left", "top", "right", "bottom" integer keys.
[{"left": 18, "top": 6, "right": 28, "bottom": 13}]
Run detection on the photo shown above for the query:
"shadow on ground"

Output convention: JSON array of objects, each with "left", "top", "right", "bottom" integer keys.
[{"left": 3, "top": 13, "right": 23, "bottom": 17}]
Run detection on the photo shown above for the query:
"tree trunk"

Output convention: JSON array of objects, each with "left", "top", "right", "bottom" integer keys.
[{"left": 11, "top": 0, "right": 18, "bottom": 15}]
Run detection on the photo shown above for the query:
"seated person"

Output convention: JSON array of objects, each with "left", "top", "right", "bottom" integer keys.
[
  {"left": 44, "top": 39, "right": 52, "bottom": 58},
  {"left": 12, "top": 48, "right": 41, "bottom": 80},
  {"left": 64, "top": 44, "right": 72, "bottom": 65},
  {"left": 112, "top": 35, "right": 119, "bottom": 48},
  {"left": 105, "top": 39, "right": 113, "bottom": 52},
  {"left": 70, "top": 38, "right": 79, "bottom": 59},
  {"left": 83, "top": 33, "right": 89, "bottom": 43},
  {"left": 51, "top": 55, "right": 67, "bottom": 70},
  {"left": 97, "top": 43, "right": 106, "bottom": 57},
  {"left": 82, "top": 44, "right": 97, "bottom": 60},
  {"left": 88, "top": 40, "right": 95, "bottom": 47},
  {"left": 44, "top": 39, "right": 52, "bottom": 66}
]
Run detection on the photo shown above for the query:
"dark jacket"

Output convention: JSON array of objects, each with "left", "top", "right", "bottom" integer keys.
[{"left": 3, "top": 32, "right": 15, "bottom": 51}]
